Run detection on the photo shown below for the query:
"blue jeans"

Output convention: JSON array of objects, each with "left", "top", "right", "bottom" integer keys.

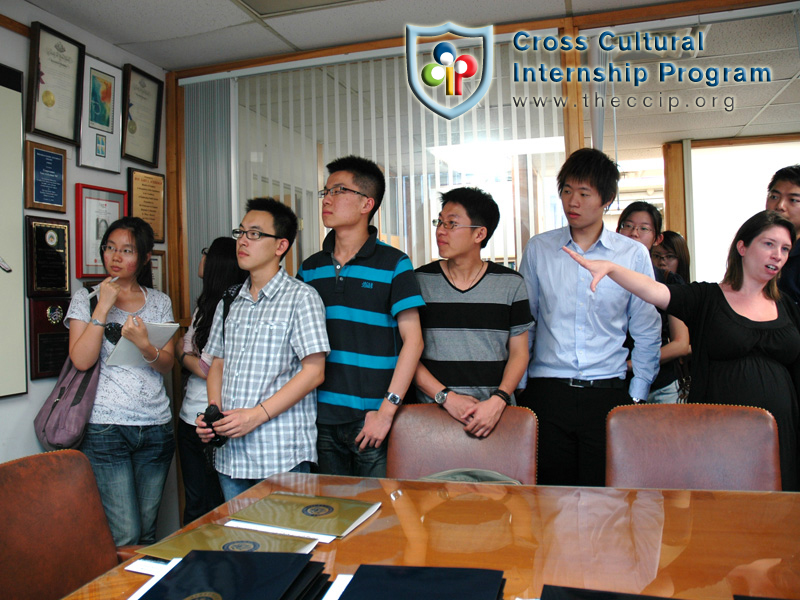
[
  {"left": 648, "top": 379, "right": 681, "bottom": 404},
  {"left": 217, "top": 461, "right": 313, "bottom": 501},
  {"left": 317, "top": 420, "right": 386, "bottom": 478},
  {"left": 80, "top": 423, "right": 174, "bottom": 545}
]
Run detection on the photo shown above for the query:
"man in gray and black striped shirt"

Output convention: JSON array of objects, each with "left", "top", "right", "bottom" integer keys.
[{"left": 414, "top": 187, "right": 533, "bottom": 438}]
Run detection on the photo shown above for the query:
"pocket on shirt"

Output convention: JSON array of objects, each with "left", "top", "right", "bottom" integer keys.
[{"left": 256, "top": 321, "right": 290, "bottom": 368}]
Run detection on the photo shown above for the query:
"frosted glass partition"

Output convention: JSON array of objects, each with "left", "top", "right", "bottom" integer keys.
[{"left": 237, "top": 39, "right": 566, "bottom": 269}]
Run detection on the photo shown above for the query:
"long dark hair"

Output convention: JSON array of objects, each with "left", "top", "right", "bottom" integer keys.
[
  {"left": 192, "top": 237, "right": 248, "bottom": 352},
  {"left": 721, "top": 210, "right": 796, "bottom": 301},
  {"left": 100, "top": 217, "right": 154, "bottom": 288}
]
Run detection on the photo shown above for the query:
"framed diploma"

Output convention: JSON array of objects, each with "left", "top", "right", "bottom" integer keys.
[
  {"left": 29, "top": 297, "right": 71, "bottom": 379},
  {"left": 25, "top": 141, "right": 67, "bottom": 213},
  {"left": 25, "top": 215, "right": 70, "bottom": 297},
  {"left": 128, "top": 167, "right": 165, "bottom": 242},
  {"left": 25, "top": 22, "right": 85, "bottom": 146},
  {"left": 78, "top": 56, "right": 122, "bottom": 173},
  {"left": 75, "top": 183, "right": 127, "bottom": 278},
  {"left": 151, "top": 250, "right": 166, "bottom": 293},
  {"left": 121, "top": 64, "right": 163, "bottom": 168}
]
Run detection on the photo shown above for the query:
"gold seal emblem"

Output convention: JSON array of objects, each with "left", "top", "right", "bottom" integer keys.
[
  {"left": 42, "top": 90, "right": 55, "bottom": 107},
  {"left": 183, "top": 593, "right": 222, "bottom": 600},
  {"left": 128, "top": 120, "right": 137, "bottom": 134}
]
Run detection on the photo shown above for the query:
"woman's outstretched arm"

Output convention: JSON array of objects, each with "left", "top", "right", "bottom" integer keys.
[{"left": 562, "top": 246, "right": 672, "bottom": 310}]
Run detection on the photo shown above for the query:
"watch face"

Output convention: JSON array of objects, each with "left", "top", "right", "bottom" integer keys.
[
  {"left": 386, "top": 392, "right": 402, "bottom": 405},
  {"left": 434, "top": 389, "right": 449, "bottom": 405}
]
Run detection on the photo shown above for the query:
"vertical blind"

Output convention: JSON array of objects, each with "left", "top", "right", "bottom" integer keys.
[{"left": 237, "top": 38, "right": 566, "bottom": 270}]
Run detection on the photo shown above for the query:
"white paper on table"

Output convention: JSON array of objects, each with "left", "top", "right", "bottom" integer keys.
[
  {"left": 125, "top": 557, "right": 172, "bottom": 577},
  {"left": 106, "top": 322, "right": 179, "bottom": 366},
  {"left": 126, "top": 557, "right": 181, "bottom": 600},
  {"left": 320, "top": 574, "right": 354, "bottom": 600},
  {"left": 224, "top": 519, "right": 336, "bottom": 544}
]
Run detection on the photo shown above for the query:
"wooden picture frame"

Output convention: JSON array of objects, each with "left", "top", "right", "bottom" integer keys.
[
  {"left": 151, "top": 249, "right": 166, "bottom": 293},
  {"left": 25, "top": 215, "right": 70, "bottom": 297},
  {"left": 25, "top": 22, "right": 85, "bottom": 145},
  {"left": 78, "top": 55, "right": 122, "bottom": 173},
  {"left": 121, "top": 64, "right": 163, "bottom": 167},
  {"left": 75, "top": 183, "right": 127, "bottom": 278},
  {"left": 128, "top": 167, "right": 165, "bottom": 242},
  {"left": 25, "top": 140, "right": 67, "bottom": 213},
  {"left": 29, "top": 297, "right": 71, "bottom": 379}
]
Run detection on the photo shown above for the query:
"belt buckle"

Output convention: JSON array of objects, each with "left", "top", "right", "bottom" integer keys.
[{"left": 568, "top": 378, "right": 589, "bottom": 388}]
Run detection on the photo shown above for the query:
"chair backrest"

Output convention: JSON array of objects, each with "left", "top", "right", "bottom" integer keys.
[
  {"left": 606, "top": 404, "right": 781, "bottom": 491},
  {"left": 0, "top": 449, "right": 119, "bottom": 600},
  {"left": 386, "top": 404, "right": 538, "bottom": 485}
]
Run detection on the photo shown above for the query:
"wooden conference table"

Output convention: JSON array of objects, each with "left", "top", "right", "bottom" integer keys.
[{"left": 64, "top": 473, "right": 800, "bottom": 600}]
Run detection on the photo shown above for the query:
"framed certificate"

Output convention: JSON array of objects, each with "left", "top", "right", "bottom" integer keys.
[
  {"left": 25, "top": 141, "right": 67, "bottom": 213},
  {"left": 75, "top": 183, "right": 127, "bottom": 278},
  {"left": 128, "top": 167, "right": 165, "bottom": 242},
  {"left": 121, "top": 64, "right": 163, "bottom": 168},
  {"left": 151, "top": 249, "right": 166, "bottom": 293},
  {"left": 25, "top": 215, "right": 70, "bottom": 297},
  {"left": 25, "top": 22, "right": 85, "bottom": 146},
  {"left": 78, "top": 55, "right": 122, "bottom": 173}
]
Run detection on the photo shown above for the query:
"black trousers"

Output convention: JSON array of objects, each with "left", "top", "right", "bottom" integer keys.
[
  {"left": 518, "top": 378, "right": 631, "bottom": 487},
  {"left": 176, "top": 419, "right": 224, "bottom": 523}
]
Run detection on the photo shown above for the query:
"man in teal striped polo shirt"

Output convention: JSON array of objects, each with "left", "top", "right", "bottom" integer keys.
[{"left": 297, "top": 155, "right": 425, "bottom": 477}]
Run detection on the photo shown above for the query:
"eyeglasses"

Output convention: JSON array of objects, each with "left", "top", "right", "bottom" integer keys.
[
  {"left": 232, "top": 229, "right": 282, "bottom": 241},
  {"left": 104, "top": 323, "right": 123, "bottom": 345},
  {"left": 619, "top": 222, "right": 654, "bottom": 235},
  {"left": 318, "top": 185, "right": 369, "bottom": 200},
  {"left": 201, "top": 247, "right": 208, "bottom": 256},
  {"left": 100, "top": 245, "right": 137, "bottom": 256},
  {"left": 432, "top": 219, "right": 483, "bottom": 231},
  {"left": 653, "top": 252, "right": 677, "bottom": 261}
]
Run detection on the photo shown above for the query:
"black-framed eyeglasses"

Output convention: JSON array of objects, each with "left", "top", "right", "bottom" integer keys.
[
  {"left": 104, "top": 323, "right": 123, "bottom": 345},
  {"left": 201, "top": 247, "right": 208, "bottom": 256},
  {"left": 432, "top": 219, "right": 483, "bottom": 231},
  {"left": 318, "top": 185, "right": 369, "bottom": 200},
  {"left": 231, "top": 229, "right": 282, "bottom": 241}
]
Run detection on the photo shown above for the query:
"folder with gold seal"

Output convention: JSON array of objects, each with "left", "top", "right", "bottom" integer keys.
[
  {"left": 138, "top": 524, "right": 318, "bottom": 561},
  {"left": 226, "top": 492, "right": 381, "bottom": 543}
]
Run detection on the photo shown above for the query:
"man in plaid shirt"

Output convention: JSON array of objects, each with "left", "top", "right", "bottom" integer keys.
[{"left": 197, "top": 198, "right": 330, "bottom": 500}]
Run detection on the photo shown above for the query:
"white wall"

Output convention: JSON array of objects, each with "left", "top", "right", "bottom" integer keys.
[{"left": 0, "top": 0, "right": 179, "bottom": 538}]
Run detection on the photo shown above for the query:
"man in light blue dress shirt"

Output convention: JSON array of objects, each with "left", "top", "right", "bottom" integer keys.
[{"left": 518, "top": 148, "right": 661, "bottom": 487}]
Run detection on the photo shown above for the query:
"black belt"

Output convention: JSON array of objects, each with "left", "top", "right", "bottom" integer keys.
[{"left": 547, "top": 377, "right": 627, "bottom": 390}]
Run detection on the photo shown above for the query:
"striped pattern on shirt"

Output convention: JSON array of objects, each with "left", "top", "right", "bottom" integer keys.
[{"left": 416, "top": 261, "right": 533, "bottom": 403}]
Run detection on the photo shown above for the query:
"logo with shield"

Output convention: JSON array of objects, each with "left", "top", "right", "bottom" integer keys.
[{"left": 406, "top": 23, "right": 494, "bottom": 120}]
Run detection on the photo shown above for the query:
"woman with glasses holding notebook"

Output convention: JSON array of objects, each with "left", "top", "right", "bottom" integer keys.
[{"left": 65, "top": 216, "right": 176, "bottom": 545}]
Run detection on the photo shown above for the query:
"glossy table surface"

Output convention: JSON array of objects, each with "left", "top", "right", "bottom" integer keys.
[{"left": 64, "top": 473, "right": 800, "bottom": 600}]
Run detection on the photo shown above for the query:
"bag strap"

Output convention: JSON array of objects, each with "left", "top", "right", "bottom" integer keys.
[{"left": 221, "top": 283, "right": 243, "bottom": 343}]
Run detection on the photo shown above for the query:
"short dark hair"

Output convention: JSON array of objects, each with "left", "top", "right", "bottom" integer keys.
[
  {"left": 557, "top": 148, "right": 619, "bottom": 205},
  {"left": 722, "top": 210, "right": 796, "bottom": 301},
  {"left": 326, "top": 155, "right": 386, "bottom": 222},
  {"left": 768, "top": 165, "right": 800, "bottom": 192},
  {"left": 617, "top": 201, "right": 663, "bottom": 239},
  {"left": 440, "top": 187, "right": 500, "bottom": 248},
  {"left": 100, "top": 216, "right": 154, "bottom": 287},
  {"left": 244, "top": 197, "right": 298, "bottom": 260}
]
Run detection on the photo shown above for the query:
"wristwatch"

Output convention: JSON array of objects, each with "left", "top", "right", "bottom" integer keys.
[
  {"left": 631, "top": 397, "right": 646, "bottom": 404},
  {"left": 385, "top": 391, "right": 402, "bottom": 406},
  {"left": 90, "top": 318, "right": 106, "bottom": 327},
  {"left": 434, "top": 387, "right": 451, "bottom": 405}
]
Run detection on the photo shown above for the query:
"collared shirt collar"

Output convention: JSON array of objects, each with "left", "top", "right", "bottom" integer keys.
[
  {"left": 240, "top": 267, "right": 287, "bottom": 302},
  {"left": 563, "top": 224, "right": 616, "bottom": 253},
  {"left": 322, "top": 225, "right": 379, "bottom": 259}
]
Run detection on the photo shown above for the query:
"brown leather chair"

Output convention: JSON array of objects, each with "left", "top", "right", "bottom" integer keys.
[
  {"left": 606, "top": 404, "right": 781, "bottom": 491},
  {"left": 0, "top": 450, "right": 132, "bottom": 600},
  {"left": 386, "top": 404, "right": 538, "bottom": 484}
]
